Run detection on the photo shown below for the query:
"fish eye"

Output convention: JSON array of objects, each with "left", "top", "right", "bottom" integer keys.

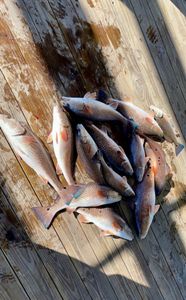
[{"left": 47, "top": 208, "right": 50, "bottom": 211}]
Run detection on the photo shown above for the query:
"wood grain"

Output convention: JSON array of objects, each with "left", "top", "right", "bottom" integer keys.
[
  {"left": 0, "top": 250, "right": 29, "bottom": 300},
  {"left": 0, "top": 189, "right": 63, "bottom": 300}
]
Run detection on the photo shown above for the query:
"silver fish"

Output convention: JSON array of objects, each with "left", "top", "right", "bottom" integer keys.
[
  {"left": 87, "top": 124, "right": 133, "bottom": 175},
  {"left": 76, "top": 124, "right": 105, "bottom": 184},
  {"left": 94, "top": 151, "right": 135, "bottom": 197}
]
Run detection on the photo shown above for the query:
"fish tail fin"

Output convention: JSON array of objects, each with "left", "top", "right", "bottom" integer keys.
[
  {"left": 96, "top": 89, "right": 110, "bottom": 103},
  {"left": 32, "top": 201, "right": 66, "bottom": 229},
  {"left": 175, "top": 143, "right": 184, "bottom": 156}
]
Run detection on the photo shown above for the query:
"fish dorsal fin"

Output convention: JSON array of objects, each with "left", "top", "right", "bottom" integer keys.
[
  {"left": 109, "top": 101, "right": 118, "bottom": 110},
  {"left": 59, "top": 185, "right": 83, "bottom": 204},
  {"left": 47, "top": 131, "right": 53, "bottom": 143},
  {"left": 77, "top": 214, "right": 90, "bottom": 224},
  {"left": 84, "top": 91, "right": 96, "bottom": 99}
]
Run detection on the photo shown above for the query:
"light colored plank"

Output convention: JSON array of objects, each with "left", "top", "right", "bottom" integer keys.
[
  {"left": 0, "top": 189, "right": 63, "bottom": 300},
  {"left": 0, "top": 250, "right": 29, "bottom": 300}
]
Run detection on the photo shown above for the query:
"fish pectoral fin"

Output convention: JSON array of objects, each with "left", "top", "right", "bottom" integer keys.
[
  {"left": 100, "top": 230, "right": 113, "bottom": 237},
  {"left": 39, "top": 176, "right": 48, "bottom": 185},
  {"left": 47, "top": 131, "right": 53, "bottom": 143},
  {"left": 77, "top": 214, "right": 90, "bottom": 224},
  {"left": 84, "top": 91, "right": 96, "bottom": 99},
  {"left": 56, "top": 164, "right": 62, "bottom": 175},
  {"left": 154, "top": 204, "right": 160, "bottom": 214}
]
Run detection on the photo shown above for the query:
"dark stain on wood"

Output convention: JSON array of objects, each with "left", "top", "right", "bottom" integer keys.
[
  {"left": 146, "top": 25, "right": 158, "bottom": 44},
  {"left": 64, "top": 19, "right": 116, "bottom": 90}
]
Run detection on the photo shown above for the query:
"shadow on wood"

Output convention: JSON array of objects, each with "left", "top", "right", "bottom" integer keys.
[{"left": 0, "top": 187, "right": 150, "bottom": 300}]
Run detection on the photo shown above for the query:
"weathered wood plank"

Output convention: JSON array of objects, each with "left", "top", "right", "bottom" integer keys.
[
  {"left": 0, "top": 250, "right": 29, "bottom": 300},
  {"left": 0, "top": 189, "right": 63, "bottom": 300},
  {"left": 127, "top": 0, "right": 186, "bottom": 138}
]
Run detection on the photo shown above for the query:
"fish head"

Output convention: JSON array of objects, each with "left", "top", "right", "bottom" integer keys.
[
  {"left": 112, "top": 218, "right": 134, "bottom": 241},
  {"left": 121, "top": 159, "right": 133, "bottom": 176},
  {"left": 76, "top": 124, "right": 90, "bottom": 144},
  {"left": 0, "top": 115, "right": 25, "bottom": 136},
  {"left": 106, "top": 189, "right": 122, "bottom": 203},
  {"left": 140, "top": 204, "right": 155, "bottom": 239},
  {"left": 62, "top": 98, "right": 85, "bottom": 114}
]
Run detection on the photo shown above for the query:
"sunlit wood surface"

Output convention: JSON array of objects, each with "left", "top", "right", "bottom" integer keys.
[{"left": 0, "top": 1, "right": 186, "bottom": 299}]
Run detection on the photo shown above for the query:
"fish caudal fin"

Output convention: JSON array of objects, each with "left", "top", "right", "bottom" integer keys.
[
  {"left": 175, "top": 143, "right": 184, "bottom": 156},
  {"left": 32, "top": 206, "right": 58, "bottom": 229},
  {"left": 32, "top": 201, "right": 66, "bottom": 229}
]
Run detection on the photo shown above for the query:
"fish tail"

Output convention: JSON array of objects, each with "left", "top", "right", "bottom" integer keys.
[
  {"left": 32, "top": 203, "right": 66, "bottom": 229},
  {"left": 175, "top": 143, "right": 184, "bottom": 156}
]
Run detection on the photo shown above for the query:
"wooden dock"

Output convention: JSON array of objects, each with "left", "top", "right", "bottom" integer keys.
[{"left": 0, "top": 1, "right": 186, "bottom": 299}]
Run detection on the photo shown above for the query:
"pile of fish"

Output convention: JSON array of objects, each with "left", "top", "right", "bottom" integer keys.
[{"left": 0, "top": 90, "right": 184, "bottom": 240}]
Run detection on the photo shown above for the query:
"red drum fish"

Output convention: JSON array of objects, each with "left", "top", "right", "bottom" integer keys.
[
  {"left": 130, "top": 134, "right": 148, "bottom": 182},
  {"left": 47, "top": 104, "right": 75, "bottom": 185},
  {"left": 150, "top": 105, "right": 184, "bottom": 156},
  {"left": 77, "top": 207, "right": 134, "bottom": 240},
  {"left": 94, "top": 151, "right": 135, "bottom": 197},
  {"left": 76, "top": 124, "right": 105, "bottom": 184},
  {"left": 96, "top": 90, "right": 163, "bottom": 138},
  {"left": 0, "top": 115, "right": 63, "bottom": 194},
  {"left": 145, "top": 137, "right": 172, "bottom": 195},
  {"left": 135, "top": 151, "right": 160, "bottom": 239},
  {"left": 87, "top": 124, "right": 133, "bottom": 175},
  {"left": 32, "top": 183, "right": 122, "bottom": 228}
]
